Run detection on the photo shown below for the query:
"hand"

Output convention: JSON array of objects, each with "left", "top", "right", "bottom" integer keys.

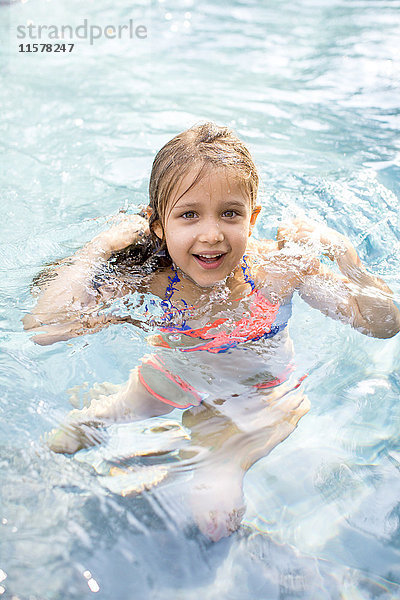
[
  {"left": 46, "top": 417, "right": 105, "bottom": 454},
  {"left": 94, "top": 214, "right": 150, "bottom": 255},
  {"left": 277, "top": 217, "right": 351, "bottom": 261}
]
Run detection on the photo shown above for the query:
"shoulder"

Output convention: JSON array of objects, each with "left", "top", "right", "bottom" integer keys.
[
  {"left": 247, "top": 238, "right": 279, "bottom": 254},
  {"left": 246, "top": 238, "right": 321, "bottom": 301}
]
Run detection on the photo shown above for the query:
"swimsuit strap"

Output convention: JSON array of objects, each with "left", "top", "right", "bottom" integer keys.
[
  {"left": 161, "top": 262, "right": 180, "bottom": 312},
  {"left": 241, "top": 254, "right": 256, "bottom": 291},
  {"left": 160, "top": 263, "right": 190, "bottom": 330},
  {"left": 162, "top": 256, "right": 254, "bottom": 312}
]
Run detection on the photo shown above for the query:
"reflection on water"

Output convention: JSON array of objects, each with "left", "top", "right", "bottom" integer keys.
[{"left": 1, "top": 0, "right": 400, "bottom": 597}]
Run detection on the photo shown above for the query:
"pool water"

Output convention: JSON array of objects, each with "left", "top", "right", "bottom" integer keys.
[{"left": 1, "top": 0, "right": 400, "bottom": 598}]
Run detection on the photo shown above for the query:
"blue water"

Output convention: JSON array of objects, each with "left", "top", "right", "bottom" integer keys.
[{"left": 1, "top": 0, "right": 400, "bottom": 598}]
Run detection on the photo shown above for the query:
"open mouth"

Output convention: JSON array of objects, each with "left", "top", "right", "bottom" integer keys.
[{"left": 193, "top": 253, "right": 226, "bottom": 269}]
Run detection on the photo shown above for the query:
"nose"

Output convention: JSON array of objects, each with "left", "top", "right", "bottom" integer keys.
[{"left": 198, "top": 219, "right": 224, "bottom": 244}]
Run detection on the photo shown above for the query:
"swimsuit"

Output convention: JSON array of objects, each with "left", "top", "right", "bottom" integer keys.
[
  {"left": 138, "top": 257, "right": 300, "bottom": 409},
  {"left": 153, "top": 256, "right": 290, "bottom": 353}
]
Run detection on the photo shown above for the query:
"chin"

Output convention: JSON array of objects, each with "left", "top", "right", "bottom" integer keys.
[{"left": 174, "top": 256, "right": 238, "bottom": 288}]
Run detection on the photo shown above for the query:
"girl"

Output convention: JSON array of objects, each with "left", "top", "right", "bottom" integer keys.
[{"left": 24, "top": 123, "right": 400, "bottom": 541}]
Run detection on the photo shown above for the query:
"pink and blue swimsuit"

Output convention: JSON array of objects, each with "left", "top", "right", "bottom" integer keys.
[{"left": 137, "top": 257, "right": 299, "bottom": 409}]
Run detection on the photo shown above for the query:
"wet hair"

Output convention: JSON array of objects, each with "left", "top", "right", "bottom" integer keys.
[{"left": 148, "top": 122, "right": 259, "bottom": 251}]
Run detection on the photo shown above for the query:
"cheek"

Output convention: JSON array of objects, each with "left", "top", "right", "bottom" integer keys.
[
  {"left": 168, "top": 224, "right": 196, "bottom": 242},
  {"left": 165, "top": 225, "right": 193, "bottom": 256},
  {"left": 233, "top": 227, "right": 250, "bottom": 246},
  {"left": 234, "top": 230, "right": 251, "bottom": 256}
]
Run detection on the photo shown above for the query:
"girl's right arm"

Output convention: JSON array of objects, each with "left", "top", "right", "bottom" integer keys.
[{"left": 23, "top": 214, "right": 150, "bottom": 345}]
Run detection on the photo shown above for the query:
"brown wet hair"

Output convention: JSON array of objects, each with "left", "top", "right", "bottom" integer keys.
[{"left": 148, "top": 122, "right": 259, "bottom": 251}]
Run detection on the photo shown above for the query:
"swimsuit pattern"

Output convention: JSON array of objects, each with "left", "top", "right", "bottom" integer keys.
[
  {"left": 137, "top": 257, "right": 296, "bottom": 409},
  {"left": 156, "top": 256, "right": 289, "bottom": 353}
]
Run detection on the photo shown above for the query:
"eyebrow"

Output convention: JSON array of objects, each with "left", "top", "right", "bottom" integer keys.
[{"left": 171, "top": 199, "right": 248, "bottom": 211}]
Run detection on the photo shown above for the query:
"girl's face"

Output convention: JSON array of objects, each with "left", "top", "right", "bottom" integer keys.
[{"left": 153, "top": 167, "right": 260, "bottom": 287}]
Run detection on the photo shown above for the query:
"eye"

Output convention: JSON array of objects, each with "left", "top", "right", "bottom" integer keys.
[
  {"left": 222, "top": 210, "right": 238, "bottom": 218},
  {"left": 181, "top": 211, "right": 197, "bottom": 219}
]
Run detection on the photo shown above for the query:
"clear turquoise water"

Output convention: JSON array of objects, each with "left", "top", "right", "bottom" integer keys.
[{"left": 1, "top": 0, "right": 400, "bottom": 598}]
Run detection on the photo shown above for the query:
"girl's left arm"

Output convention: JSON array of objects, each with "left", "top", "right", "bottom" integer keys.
[{"left": 277, "top": 218, "right": 400, "bottom": 339}]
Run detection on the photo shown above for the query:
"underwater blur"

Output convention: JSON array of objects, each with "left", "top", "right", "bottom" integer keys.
[{"left": 1, "top": 0, "right": 400, "bottom": 598}]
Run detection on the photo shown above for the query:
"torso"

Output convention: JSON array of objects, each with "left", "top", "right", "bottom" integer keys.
[
  {"left": 95, "top": 239, "right": 302, "bottom": 353},
  {"left": 100, "top": 240, "right": 301, "bottom": 399},
  {"left": 143, "top": 241, "right": 299, "bottom": 354},
  {"left": 141, "top": 245, "right": 298, "bottom": 402}
]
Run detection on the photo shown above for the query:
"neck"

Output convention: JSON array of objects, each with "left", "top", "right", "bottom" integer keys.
[{"left": 171, "top": 261, "right": 245, "bottom": 293}]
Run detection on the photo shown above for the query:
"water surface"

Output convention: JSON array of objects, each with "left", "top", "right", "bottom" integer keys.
[{"left": 1, "top": 0, "right": 400, "bottom": 598}]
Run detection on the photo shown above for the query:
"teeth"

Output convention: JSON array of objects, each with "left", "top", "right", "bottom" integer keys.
[{"left": 198, "top": 254, "right": 221, "bottom": 258}]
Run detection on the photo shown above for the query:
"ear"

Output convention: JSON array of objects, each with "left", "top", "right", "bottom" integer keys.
[
  {"left": 146, "top": 206, "right": 164, "bottom": 240},
  {"left": 249, "top": 205, "right": 261, "bottom": 234},
  {"left": 152, "top": 219, "right": 164, "bottom": 240}
]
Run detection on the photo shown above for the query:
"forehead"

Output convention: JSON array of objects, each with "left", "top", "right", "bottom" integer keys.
[{"left": 168, "top": 166, "right": 250, "bottom": 210}]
